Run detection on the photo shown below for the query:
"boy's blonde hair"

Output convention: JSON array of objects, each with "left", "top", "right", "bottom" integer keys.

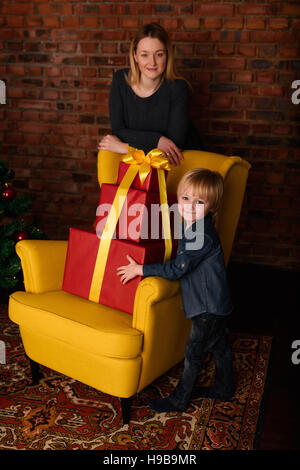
[{"left": 177, "top": 168, "right": 224, "bottom": 218}]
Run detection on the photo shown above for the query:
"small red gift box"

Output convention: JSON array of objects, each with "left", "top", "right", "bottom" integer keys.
[
  {"left": 117, "top": 161, "right": 168, "bottom": 192},
  {"left": 62, "top": 228, "right": 175, "bottom": 315},
  {"left": 95, "top": 183, "right": 177, "bottom": 243}
]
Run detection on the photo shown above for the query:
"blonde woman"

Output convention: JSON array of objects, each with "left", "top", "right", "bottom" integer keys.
[{"left": 98, "top": 23, "right": 203, "bottom": 166}]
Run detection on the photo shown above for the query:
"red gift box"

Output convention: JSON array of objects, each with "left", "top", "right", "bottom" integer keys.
[
  {"left": 62, "top": 228, "right": 176, "bottom": 315},
  {"left": 117, "top": 161, "right": 168, "bottom": 192},
  {"left": 95, "top": 183, "right": 177, "bottom": 243}
]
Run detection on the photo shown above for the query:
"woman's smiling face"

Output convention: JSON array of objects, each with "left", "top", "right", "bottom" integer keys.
[{"left": 134, "top": 36, "right": 167, "bottom": 82}]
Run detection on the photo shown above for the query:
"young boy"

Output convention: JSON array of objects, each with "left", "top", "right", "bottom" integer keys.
[{"left": 117, "top": 168, "right": 234, "bottom": 412}]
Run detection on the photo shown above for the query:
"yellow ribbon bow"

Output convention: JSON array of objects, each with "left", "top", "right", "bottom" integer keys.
[
  {"left": 89, "top": 148, "right": 172, "bottom": 304},
  {"left": 122, "top": 146, "right": 171, "bottom": 184}
]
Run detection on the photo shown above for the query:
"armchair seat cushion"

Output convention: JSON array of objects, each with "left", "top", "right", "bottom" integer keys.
[{"left": 9, "top": 290, "right": 143, "bottom": 360}]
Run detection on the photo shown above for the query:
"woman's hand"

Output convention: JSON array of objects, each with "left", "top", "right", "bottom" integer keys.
[
  {"left": 158, "top": 136, "right": 184, "bottom": 166},
  {"left": 98, "top": 134, "right": 128, "bottom": 154},
  {"left": 117, "top": 255, "right": 143, "bottom": 284}
]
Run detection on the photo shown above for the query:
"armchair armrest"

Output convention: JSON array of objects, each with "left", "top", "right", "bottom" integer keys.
[
  {"left": 15, "top": 240, "right": 68, "bottom": 293},
  {"left": 132, "top": 276, "right": 180, "bottom": 331}
]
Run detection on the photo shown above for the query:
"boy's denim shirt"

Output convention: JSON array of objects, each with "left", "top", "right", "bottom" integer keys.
[{"left": 142, "top": 212, "right": 233, "bottom": 319}]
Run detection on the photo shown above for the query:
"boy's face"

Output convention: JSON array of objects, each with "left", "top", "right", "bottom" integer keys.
[{"left": 178, "top": 188, "right": 210, "bottom": 227}]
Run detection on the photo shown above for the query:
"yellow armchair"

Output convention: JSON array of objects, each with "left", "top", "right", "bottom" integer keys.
[{"left": 9, "top": 150, "right": 250, "bottom": 423}]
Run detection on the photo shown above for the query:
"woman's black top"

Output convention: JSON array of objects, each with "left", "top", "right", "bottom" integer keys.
[{"left": 109, "top": 68, "right": 203, "bottom": 154}]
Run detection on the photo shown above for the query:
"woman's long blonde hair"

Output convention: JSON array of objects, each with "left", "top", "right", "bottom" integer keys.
[{"left": 126, "top": 23, "right": 186, "bottom": 87}]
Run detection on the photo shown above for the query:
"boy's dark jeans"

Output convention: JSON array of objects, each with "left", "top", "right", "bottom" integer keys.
[{"left": 169, "top": 312, "right": 233, "bottom": 410}]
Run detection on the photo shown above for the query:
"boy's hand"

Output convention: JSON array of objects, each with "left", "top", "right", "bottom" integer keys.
[{"left": 117, "top": 255, "right": 143, "bottom": 284}]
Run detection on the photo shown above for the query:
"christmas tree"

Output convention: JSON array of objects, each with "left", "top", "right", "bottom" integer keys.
[{"left": 0, "top": 159, "right": 46, "bottom": 290}]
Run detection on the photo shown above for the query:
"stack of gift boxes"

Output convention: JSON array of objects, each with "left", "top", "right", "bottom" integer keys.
[{"left": 62, "top": 155, "right": 177, "bottom": 315}]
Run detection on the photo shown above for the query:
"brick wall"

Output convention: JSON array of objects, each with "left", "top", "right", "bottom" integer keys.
[{"left": 0, "top": 1, "right": 299, "bottom": 269}]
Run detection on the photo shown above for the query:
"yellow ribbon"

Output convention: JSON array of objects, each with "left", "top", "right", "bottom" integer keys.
[
  {"left": 89, "top": 148, "right": 172, "bottom": 303},
  {"left": 122, "top": 146, "right": 171, "bottom": 184}
]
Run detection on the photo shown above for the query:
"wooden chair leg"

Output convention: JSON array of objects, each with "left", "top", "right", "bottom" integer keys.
[
  {"left": 28, "top": 357, "right": 43, "bottom": 385},
  {"left": 120, "top": 397, "right": 132, "bottom": 425}
]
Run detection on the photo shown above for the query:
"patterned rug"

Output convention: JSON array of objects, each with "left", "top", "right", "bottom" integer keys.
[{"left": 0, "top": 303, "right": 272, "bottom": 451}]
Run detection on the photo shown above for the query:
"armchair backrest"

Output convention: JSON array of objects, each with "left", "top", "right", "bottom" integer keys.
[{"left": 97, "top": 149, "right": 250, "bottom": 265}]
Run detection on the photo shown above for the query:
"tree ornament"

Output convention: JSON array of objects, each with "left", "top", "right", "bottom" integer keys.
[
  {"left": 2, "top": 187, "right": 16, "bottom": 201},
  {"left": 15, "top": 231, "right": 29, "bottom": 242}
]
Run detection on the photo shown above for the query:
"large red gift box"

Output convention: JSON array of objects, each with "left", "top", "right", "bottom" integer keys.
[
  {"left": 62, "top": 228, "right": 174, "bottom": 315},
  {"left": 95, "top": 183, "right": 177, "bottom": 243},
  {"left": 117, "top": 161, "right": 168, "bottom": 192}
]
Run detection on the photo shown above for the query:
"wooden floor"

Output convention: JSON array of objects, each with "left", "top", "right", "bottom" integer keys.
[
  {"left": 1, "top": 262, "right": 299, "bottom": 450},
  {"left": 227, "top": 263, "right": 300, "bottom": 450}
]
